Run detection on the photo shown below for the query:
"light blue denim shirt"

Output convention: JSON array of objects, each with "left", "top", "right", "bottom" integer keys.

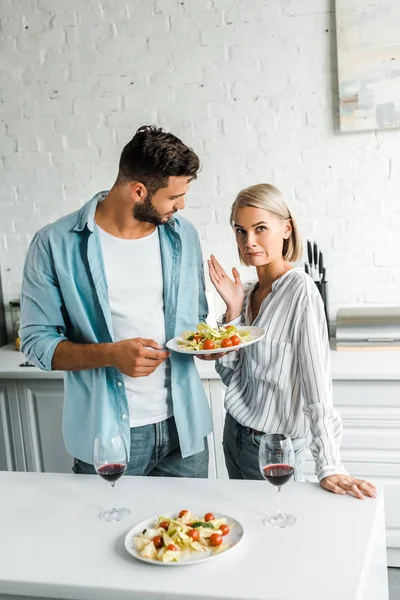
[{"left": 20, "top": 192, "right": 213, "bottom": 464}]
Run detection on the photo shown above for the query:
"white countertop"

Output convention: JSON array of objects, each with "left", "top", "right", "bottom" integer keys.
[
  {"left": 0, "top": 472, "right": 385, "bottom": 600},
  {"left": 1, "top": 343, "right": 399, "bottom": 380}
]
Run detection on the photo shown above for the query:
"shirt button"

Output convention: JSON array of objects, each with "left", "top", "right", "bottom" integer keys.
[
  {"left": 121, "top": 414, "right": 127, "bottom": 420},
  {"left": 117, "top": 381, "right": 122, "bottom": 387}
]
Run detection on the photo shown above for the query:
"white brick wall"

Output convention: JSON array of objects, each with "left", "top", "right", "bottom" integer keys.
[{"left": 1, "top": 0, "right": 399, "bottom": 331}]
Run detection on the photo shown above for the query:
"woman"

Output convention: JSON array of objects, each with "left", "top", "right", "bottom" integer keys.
[{"left": 209, "top": 184, "right": 376, "bottom": 499}]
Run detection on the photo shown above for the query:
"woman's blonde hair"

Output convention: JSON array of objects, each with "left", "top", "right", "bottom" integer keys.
[{"left": 230, "top": 183, "right": 302, "bottom": 266}]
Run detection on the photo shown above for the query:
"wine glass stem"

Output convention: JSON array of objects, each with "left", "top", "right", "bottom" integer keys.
[
  {"left": 110, "top": 481, "right": 118, "bottom": 513},
  {"left": 276, "top": 486, "right": 283, "bottom": 516}
]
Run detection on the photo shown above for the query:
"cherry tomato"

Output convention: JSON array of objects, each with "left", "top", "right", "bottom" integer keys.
[
  {"left": 202, "top": 340, "right": 215, "bottom": 350},
  {"left": 219, "top": 524, "right": 230, "bottom": 536},
  {"left": 209, "top": 533, "right": 223, "bottom": 547},
  {"left": 167, "top": 544, "right": 177, "bottom": 551},
  {"left": 152, "top": 535, "right": 164, "bottom": 549},
  {"left": 193, "top": 334, "right": 202, "bottom": 343},
  {"left": 159, "top": 521, "right": 169, "bottom": 530},
  {"left": 204, "top": 512, "right": 215, "bottom": 522},
  {"left": 179, "top": 510, "right": 188, "bottom": 518},
  {"left": 230, "top": 335, "right": 241, "bottom": 346},
  {"left": 188, "top": 529, "right": 200, "bottom": 541},
  {"left": 221, "top": 338, "right": 233, "bottom": 348}
]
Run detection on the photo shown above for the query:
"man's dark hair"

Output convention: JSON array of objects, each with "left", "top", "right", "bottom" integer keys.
[{"left": 117, "top": 125, "right": 200, "bottom": 194}]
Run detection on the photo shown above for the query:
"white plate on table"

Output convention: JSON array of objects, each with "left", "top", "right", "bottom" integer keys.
[
  {"left": 166, "top": 326, "right": 266, "bottom": 355},
  {"left": 124, "top": 512, "right": 244, "bottom": 567}
]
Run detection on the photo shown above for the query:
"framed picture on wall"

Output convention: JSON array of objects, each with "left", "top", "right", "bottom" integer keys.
[{"left": 336, "top": 0, "right": 400, "bottom": 132}]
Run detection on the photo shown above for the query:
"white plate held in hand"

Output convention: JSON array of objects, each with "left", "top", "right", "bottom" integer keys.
[{"left": 166, "top": 325, "right": 266, "bottom": 355}]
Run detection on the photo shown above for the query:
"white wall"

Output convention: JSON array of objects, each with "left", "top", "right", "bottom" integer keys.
[{"left": 1, "top": 0, "right": 399, "bottom": 327}]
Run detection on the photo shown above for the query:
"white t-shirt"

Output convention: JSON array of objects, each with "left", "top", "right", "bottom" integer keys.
[{"left": 98, "top": 225, "right": 172, "bottom": 427}]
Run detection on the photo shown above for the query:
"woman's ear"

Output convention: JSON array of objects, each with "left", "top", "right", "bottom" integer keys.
[{"left": 283, "top": 218, "right": 293, "bottom": 240}]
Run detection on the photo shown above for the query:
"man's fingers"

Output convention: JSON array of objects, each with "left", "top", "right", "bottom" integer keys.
[
  {"left": 140, "top": 356, "right": 168, "bottom": 366},
  {"left": 134, "top": 369, "right": 159, "bottom": 377},
  {"left": 133, "top": 363, "right": 165, "bottom": 376},
  {"left": 137, "top": 343, "right": 170, "bottom": 360},
  {"left": 137, "top": 338, "right": 163, "bottom": 350}
]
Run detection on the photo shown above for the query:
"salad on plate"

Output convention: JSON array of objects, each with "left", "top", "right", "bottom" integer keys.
[
  {"left": 133, "top": 510, "right": 233, "bottom": 563},
  {"left": 177, "top": 323, "right": 251, "bottom": 352}
]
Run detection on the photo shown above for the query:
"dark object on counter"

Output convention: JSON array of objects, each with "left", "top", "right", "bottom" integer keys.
[
  {"left": 313, "top": 242, "right": 318, "bottom": 274},
  {"left": 307, "top": 241, "right": 313, "bottom": 278},
  {"left": 305, "top": 240, "right": 330, "bottom": 337},
  {"left": 318, "top": 252, "right": 324, "bottom": 282},
  {"left": 0, "top": 268, "right": 7, "bottom": 347},
  {"left": 315, "top": 280, "right": 330, "bottom": 338}
]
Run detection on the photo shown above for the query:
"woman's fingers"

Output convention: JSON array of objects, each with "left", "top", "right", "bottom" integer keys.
[
  {"left": 232, "top": 267, "right": 242, "bottom": 286},
  {"left": 211, "top": 254, "right": 226, "bottom": 279},
  {"left": 357, "top": 481, "right": 376, "bottom": 498},
  {"left": 322, "top": 475, "right": 377, "bottom": 500},
  {"left": 321, "top": 479, "right": 346, "bottom": 496},
  {"left": 208, "top": 260, "right": 220, "bottom": 286},
  {"left": 196, "top": 352, "right": 226, "bottom": 361},
  {"left": 353, "top": 479, "right": 377, "bottom": 498},
  {"left": 357, "top": 479, "right": 377, "bottom": 492},
  {"left": 337, "top": 479, "right": 365, "bottom": 500},
  {"left": 345, "top": 483, "right": 365, "bottom": 500}
]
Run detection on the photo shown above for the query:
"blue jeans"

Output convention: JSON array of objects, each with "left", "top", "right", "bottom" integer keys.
[
  {"left": 223, "top": 412, "right": 306, "bottom": 481},
  {"left": 72, "top": 416, "right": 209, "bottom": 478}
]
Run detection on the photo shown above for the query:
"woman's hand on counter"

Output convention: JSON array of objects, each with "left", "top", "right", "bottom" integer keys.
[{"left": 320, "top": 474, "right": 377, "bottom": 500}]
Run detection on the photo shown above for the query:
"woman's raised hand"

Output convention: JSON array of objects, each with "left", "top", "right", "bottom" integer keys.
[{"left": 208, "top": 255, "right": 244, "bottom": 315}]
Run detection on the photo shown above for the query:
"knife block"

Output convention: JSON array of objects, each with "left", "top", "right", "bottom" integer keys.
[{"left": 315, "top": 281, "right": 330, "bottom": 338}]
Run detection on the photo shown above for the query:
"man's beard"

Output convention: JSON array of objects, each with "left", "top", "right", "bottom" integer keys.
[{"left": 133, "top": 193, "right": 173, "bottom": 226}]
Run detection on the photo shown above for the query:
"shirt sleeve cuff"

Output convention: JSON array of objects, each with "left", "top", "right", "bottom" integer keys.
[
  {"left": 217, "top": 314, "right": 242, "bottom": 327},
  {"left": 24, "top": 335, "right": 66, "bottom": 371},
  {"left": 316, "top": 464, "right": 349, "bottom": 482}
]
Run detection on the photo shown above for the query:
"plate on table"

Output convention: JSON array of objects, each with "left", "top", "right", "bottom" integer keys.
[
  {"left": 166, "top": 326, "right": 266, "bottom": 355},
  {"left": 124, "top": 511, "right": 244, "bottom": 567}
]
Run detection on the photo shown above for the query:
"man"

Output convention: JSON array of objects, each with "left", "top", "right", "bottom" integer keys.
[{"left": 20, "top": 125, "right": 214, "bottom": 478}]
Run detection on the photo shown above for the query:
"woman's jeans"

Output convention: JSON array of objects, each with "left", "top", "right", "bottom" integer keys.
[{"left": 223, "top": 412, "right": 306, "bottom": 481}]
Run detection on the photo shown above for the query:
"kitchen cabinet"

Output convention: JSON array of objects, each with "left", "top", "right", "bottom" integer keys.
[
  {"left": 0, "top": 380, "right": 24, "bottom": 471},
  {"left": 16, "top": 380, "right": 73, "bottom": 474},
  {"left": 0, "top": 381, "right": 14, "bottom": 471}
]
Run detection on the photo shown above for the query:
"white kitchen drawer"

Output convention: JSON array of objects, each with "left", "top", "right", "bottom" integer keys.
[{"left": 333, "top": 380, "right": 400, "bottom": 407}]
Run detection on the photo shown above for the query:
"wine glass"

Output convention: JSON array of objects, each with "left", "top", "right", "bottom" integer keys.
[
  {"left": 259, "top": 433, "right": 296, "bottom": 528},
  {"left": 94, "top": 432, "right": 131, "bottom": 522}
]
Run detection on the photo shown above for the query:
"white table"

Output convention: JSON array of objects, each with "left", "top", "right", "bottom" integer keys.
[{"left": 0, "top": 472, "right": 389, "bottom": 600}]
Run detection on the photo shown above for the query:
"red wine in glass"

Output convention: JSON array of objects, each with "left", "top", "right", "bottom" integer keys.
[
  {"left": 94, "top": 433, "right": 131, "bottom": 522},
  {"left": 259, "top": 434, "right": 297, "bottom": 528},
  {"left": 97, "top": 463, "right": 126, "bottom": 484},
  {"left": 263, "top": 464, "right": 294, "bottom": 487}
]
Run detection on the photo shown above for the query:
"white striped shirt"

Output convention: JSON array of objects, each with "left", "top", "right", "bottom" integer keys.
[{"left": 216, "top": 268, "right": 347, "bottom": 482}]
